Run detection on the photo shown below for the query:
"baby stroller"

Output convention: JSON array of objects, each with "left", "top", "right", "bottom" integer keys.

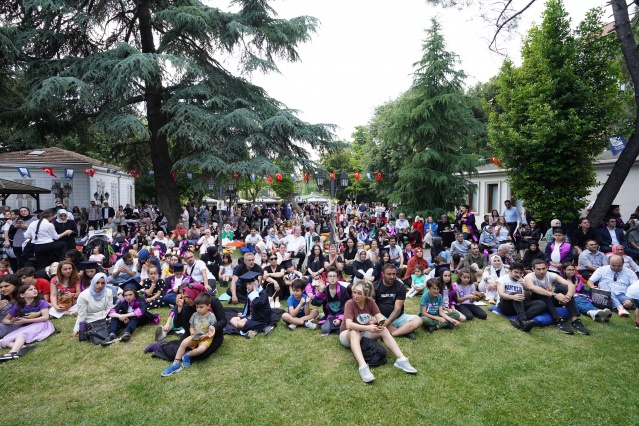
[{"left": 83, "top": 234, "right": 113, "bottom": 269}]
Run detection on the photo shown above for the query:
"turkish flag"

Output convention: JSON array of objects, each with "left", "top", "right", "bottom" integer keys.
[
  {"left": 171, "top": 172, "right": 177, "bottom": 181},
  {"left": 267, "top": 176, "right": 273, "bottom": 183},
  {"left": 354, "top": 172, "right": 360, "bottom": 181},
  {"left": 376, "top": 172, "right": 383, "bottom": 181},
  {"left": 129, "top": 170, "right": 138, "bottom": 179},
  {"left": 85, "top": 169, "right": 95, "bottom": 177},
  {"left": 275, "top": 173, "right": 283, "bottom": 181},
  {"left": 232, "top": 172, "right": 240, "bottom": 179},
  {"left": 303, "top": 173, "right": 310, "bottom": 182},
  {"left": 42, "top": 167, "right": 57, "bottom": 178},
  {"left": 328, "top": 172, "right": 336, "bottom": 181}
]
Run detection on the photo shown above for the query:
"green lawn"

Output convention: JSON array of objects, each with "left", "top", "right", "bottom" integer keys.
[{"left": 2, "top": 296, "right": 639, "bottom": 426}]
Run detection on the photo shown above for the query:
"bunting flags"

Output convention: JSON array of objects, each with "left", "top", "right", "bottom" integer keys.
[
  {"left": 489, "top": 157, "right": 503, "bottom": 167},
  {"left": 171, "top": 172, "right": 177, "bottom": 181},
  {"left": 42, "top": 167, "right": 57, "bottom": 177},
  {"left": 64, "top": 169, "right": 74, "bottom": 180},
  {"left": 147, "top": 171, "right": 154, "bottom": 177},
  {"left": 186, "top": 172, "right": 193, "bottom": 181},
  {"left": 232, "top": 172, "right": 240, "bottom": 179},
  {"left": 609, "top": 135, "right": 627, "bottom": 156},
  {"left": 129, "top": 170, "right": 138, "bottom": 179},
  {"left": 85, "top": 169, "right": 96, "bottom": 177},
  {"left": 275, "top": 173, "right": 283, "bottom": 181},
  {"left": 17, "top": 167, "right": 31, "bottom": 178},
  {"left": 267, "top": 176, "right": 273, "bottom": 183},
  {"left": 354, "top": 172, "right": 360, "bottom": 181},
  {"left": 290, "top": 174, "right": 297, "bottom": 182},
  {"left": 250, "top": 174, "right": 255, "bottom": 182},
  {"left": 303, "top": 173, "right": 311, "bottom": 182},
  {"left": 366, "top": 172, "right": 372, "bottom": 181},
  {"left": 106, "top": 168, "right": 118, "bottom": 174}
]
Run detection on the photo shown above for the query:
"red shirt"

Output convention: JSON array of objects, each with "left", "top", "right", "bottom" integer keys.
[{"left": 35, "top": 278, "right": 51, "bottom": 295}]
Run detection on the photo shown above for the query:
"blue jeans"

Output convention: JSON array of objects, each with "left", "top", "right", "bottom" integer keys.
[
  {"left": 109, "top": 317, "right": 139, "bottom": 335},
  {"left": 109, "top": 273, "right": 141, "bottom": 286},
  {"left": 163, "top": 292, "right": 177, "bottom": 306},
  {"left": 574, "top": 297, "right": 598, "bottom": 314},
  {"left": 599, "top": 283, "right": 630, "bottom": 308}
]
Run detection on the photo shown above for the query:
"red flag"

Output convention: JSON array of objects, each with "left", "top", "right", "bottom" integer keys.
[
  {"left": 232, "top": 172, "right": 240, "bottom": 179},
  {"left": 267, "top": 175, "right": 273, "bottom": 183},
  {"left": 376, "top": 172, "right": 383, "bottom": 181},
  {"left": 171, "top": 172, "right": 177, "bottom": 181},
  {"left": 42, "top": 167, "right": 57, "bottom": 178},
  {"left": 275, "top": 173, "right": 283, "bottom": 181},
  {"left": 129, "top": 170, "right": 138, "bottom": 179},
  {"left": 354, "top": 172, "right": 360, "bottom": 181},
  {"left": 303, "top": 173, "right": 310, "bottom": 182},
  {"left": 489, "top": 157, "right": 503, "bottom": 167},
  {"left": 328, "top": 172, "right": 336, "bottom": 181},
  {"left": 85, "top": 169, "right": 96, "bottom": 177}
]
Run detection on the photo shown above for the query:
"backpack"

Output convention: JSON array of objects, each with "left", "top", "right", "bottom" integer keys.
[{"left": 359, "top": 336, "right": 387, "bottom": 367}]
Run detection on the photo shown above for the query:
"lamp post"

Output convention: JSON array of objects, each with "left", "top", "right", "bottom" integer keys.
[
  {"left": 51, "top": 181, "right": 73, "bottom": 204},
  {"left": 217, "top": 178, "right": 237, "bottom": 252},
  {"left": 316, "top": 172, "right": 349, "bottom": 244}
]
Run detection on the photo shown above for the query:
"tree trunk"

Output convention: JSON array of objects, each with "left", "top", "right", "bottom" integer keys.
[
  {"left": 588, "top": 0, "right": 639, "bottom": 226},
  {"left": 137, "top": 0, "right": 181, "bottom": 227}
]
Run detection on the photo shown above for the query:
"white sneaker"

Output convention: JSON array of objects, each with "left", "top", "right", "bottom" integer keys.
[
  {"left": 305, "top": 321, "right": 317, "bottom": 330},
  {"left": 358, "top": 365, "right": 375, "bottom": 383},
  {"left": 269, "top": 301, "right": 275, "bottom": 309},
  {"left": 618, "top": 306, "right": 630, "bottom": 317},
  {"left": 588, "top": 310, "right": 598, "bottom": 321},
  {"left": 275, "top": 302, "right": 281, "bottom": 309},
  {"left": 602, "top": 308, "right": 612, "bottom": 322},
  {"left": 288, "top": 324, "right": 297, "bottom": 330},
  {"left": 394, "top": 357, "right": 417, "bottom": 374}
]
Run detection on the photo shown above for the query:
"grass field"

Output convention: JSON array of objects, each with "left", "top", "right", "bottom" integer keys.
[{"left": 2, "top": 295, "right": 639, "bottom": 426}]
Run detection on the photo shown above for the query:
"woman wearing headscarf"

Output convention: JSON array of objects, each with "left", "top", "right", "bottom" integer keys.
[
  {"left": 9, "top": 207, "right": 37, "bottom": 270},
  {"left": 53, "top": 209, "right": 78, "bottom": 251},
  {"left": 24, "top": 210, "right": 72, "bottom": 270},
  {"left": 148, "top": 282, "right": 226, "bottom": 364},
  {"left": 201, "top": 246, "right": 222, "bottom": 280},
  {"left": 478, "top": 254, "right": 506, "bottom": 304},
  {"left": 522, "top": 240, "right": 544, "bottom": 270},
  {"left": 72, "top": 273, "right": 115, "bottom": 340}
]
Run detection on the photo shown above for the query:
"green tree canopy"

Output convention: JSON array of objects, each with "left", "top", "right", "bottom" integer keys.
[
  {"left": 369, "top": 19, "right": 483, "bottom": 216},
  {"left": 0, "top": 0, "right": 339, "bottom": 225},
  {"left": 489, "top": 0, "right": 621, "bottom": 221}
]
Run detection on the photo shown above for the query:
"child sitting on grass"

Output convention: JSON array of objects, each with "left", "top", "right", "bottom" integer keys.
[
  {"left": 282, "top": 260, "right": 301, "bottom": 300},
  {"left": 406, "top": 265, "right": 426, "bottom": 298},
  {"left": 230, "top": 271, "right": 274, "bottom": 339},
  {"left": 311, "top": 266, "right": 350, "bottom": 336},
  {"left": 102, "top": 282, "right": 160, "bottom": 345},
  {"left": 420, "top": 278, "right": 461, "bottom": 332},
  {"left": 161, "top": 292, "right": 217, "bottom": 376},
  {"left": 282, "top": 279, "right": 319, "bottom": 331},
  {"left": 454, "top": 268, "right": 487, "bottom": 320},
  {"left": 0, "top": 284, "right": 55, "bottom": 361}
]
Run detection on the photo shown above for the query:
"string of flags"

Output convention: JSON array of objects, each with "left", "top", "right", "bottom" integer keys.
[{"left": 15, "top": 167, "right": 399, "bottom": 182}]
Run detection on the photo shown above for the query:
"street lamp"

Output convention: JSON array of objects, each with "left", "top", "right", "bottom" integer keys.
[
  {"left": 316, "top": 171, "right": 348, "bottom": 245},
  {"left": 51, "top": 181, "right": 73, "bottom": 203},
  {"left": 93, "top": 191, "right": 109, "bottom": 203},
  {"left": 217, "top": 178, "right": 238, "bottom": 252}
]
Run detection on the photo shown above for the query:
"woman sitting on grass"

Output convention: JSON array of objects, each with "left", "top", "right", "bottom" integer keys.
[
  {"left": 72, "top": 273, "right": 114, "bottom": 340},
  {"left": 49, "top": 260, "right": 81, "bottom": 317},
  {"left": 1, "top": 283, "right": 55, "bottom": 361},
  {"left": 0, "top": 275, "right": 20, "bottom": 339},
  {"left": 479, "top": 255, "right": 505, "bottom": 304},
  {"left": 339, "top": 280, "right": 417, "bottom": 383}
]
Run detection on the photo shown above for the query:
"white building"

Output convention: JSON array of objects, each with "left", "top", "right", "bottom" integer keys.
[
  {"left": 0, "top": 147, "right": 135, "bottom": 211},
  {"left": 467, "top": 150, "right": 639, "bottom": 220}
]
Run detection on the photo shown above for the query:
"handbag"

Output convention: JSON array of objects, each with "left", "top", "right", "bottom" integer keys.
[
  {"left": 79, "top": 318, "right": 110, "bottom": 345},
  {"left": 590, "top": 287, "right": 612, "bottom": 310},
  {"left": 57, "top": 293, "right": 74, "bottom": 311}
]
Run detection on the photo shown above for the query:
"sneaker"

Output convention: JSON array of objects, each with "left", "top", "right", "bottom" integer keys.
[
  {"left": 155, "top": 326, "right": 167, "bottom": 342},
  {"left": 635, "top": 323, "right": 639, "bottom": 330},
  {"left": 602, "top": 308, "right": 612, "bottom": 322},
  {"left": 427, "top": 326, "right": 438, "bottom": 333},
  {"left": 101, "top": 333, "right": 118, "bottom": 346},
  {"left": 618, "top": 306, "right": 629, "bottom": 317},
  {"left": 358, "top": 365, "right": 375, "bottom": 383},
  {"left": 509, "top": 318, "right": 522, "bottom": 329},
  {"left": 263, "top": 325, "right": 275, "bottom": 336},
  {"left": 520, "top": 320, "right": 537, "bottom": 332},
  {"left": 288, "top": 324, "right": 297, "bottom": 330},
  {"left": 394, "top": 358, "right": 417, "bottom": 374},
  {"left": 182, "top": 353, "right": 191, "bottom": 368},
  {"left": 161, "top": 363, "right": 182, "bottom": 377},
  {"left": 571, "top": 319, "right": 590, "bottom": 335},
  {"left": 246, "top": 330, "right": 258, "bottom": 339},
  {"left": 405, "top": 332, "right": 416, "bottom": 340},
  {"left": 191, "top": 331, "right": 205, "bottom": 341},
  {"left": 317, "top": 313, "right": 326, "bottom": 321},
  {"left": 269, "top": 301, "right": 275, "bottom": 309},
  {"left": 304, "top": 321, "right": 317, "bottom": 330},
  {"left": 556, "top": 320, "right": 574, "bottom": 335},
  {"left": 588, "top": 310, "right": 598, "bottom": 321},
  {"left": 120, "top": 332, "right": 131, "bottom": 342},
  {"left": 274, "top": 302, "right": 281, "bottom": 309}
]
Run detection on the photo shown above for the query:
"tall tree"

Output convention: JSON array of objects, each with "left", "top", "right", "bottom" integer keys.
[
  {"left": 428, "top": 0, "right": 639, "bottom": 228},
  {"left": 371, "top": 19, "right": 483, "bottom": 216},
  {"left": 489, "top": 1, "right": 621, "bottom": 221},
  {"left": 0, "top": 0, "right": 337, "bottom": 226}
]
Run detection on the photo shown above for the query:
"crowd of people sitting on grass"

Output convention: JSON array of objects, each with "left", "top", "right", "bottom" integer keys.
[{"left": 1, "top": 198, "right": 639, "bottom": 382}]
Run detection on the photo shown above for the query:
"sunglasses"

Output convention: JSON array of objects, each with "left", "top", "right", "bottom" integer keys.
[{"left": 269, "top": 257, "right": 277, "bottom": 261}]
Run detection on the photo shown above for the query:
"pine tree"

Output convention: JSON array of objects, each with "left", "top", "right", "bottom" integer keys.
[{"left": 372, "top": 19, "right": 483, "bottom": 215}]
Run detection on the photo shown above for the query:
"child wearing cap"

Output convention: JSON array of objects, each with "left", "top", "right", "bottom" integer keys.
[
  {"left": 311, "top": 266, "right": 349, "bottom": 335},
  {"left": 102, "top": 282, "right": 160, "bottom": 345},
  {"left": 282, "top": 279, "right": 319, "bottom": 331},
  {"left": 230, "top": 271, "right": 274, "bottom": 338},
  {"left": 161, "top": 292, "right": 216, "bottom": 376}
]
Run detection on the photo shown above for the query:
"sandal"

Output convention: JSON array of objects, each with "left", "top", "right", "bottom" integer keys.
[{"left": 0, "top": 352, "right": 19, "bottom": 362}]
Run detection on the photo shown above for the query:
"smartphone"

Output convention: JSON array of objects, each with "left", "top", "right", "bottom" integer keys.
[{"left": 377, "top": 319, "right": 386, "bottom": 327}]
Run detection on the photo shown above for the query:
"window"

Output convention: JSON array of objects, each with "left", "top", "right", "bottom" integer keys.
[
  {"left": 487, "top": 183, "right": 499, "bottom": 213},
  {"left": 468, "top": 185, "right": 478, "bottom": 212},
  {"left": 15, "top": 179, "right": 36, "bottom": 212},
  {"left": 111, "top": 182, "right": 118, "bottom": 207}
]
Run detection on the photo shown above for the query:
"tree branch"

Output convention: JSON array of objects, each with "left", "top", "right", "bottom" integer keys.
[{"left": 489, "top": 0, "right": 537, "bottom": 53}]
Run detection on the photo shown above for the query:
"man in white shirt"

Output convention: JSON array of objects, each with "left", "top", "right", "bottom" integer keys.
[
  {"left": 587, "top": 255, "right": 637, "bottom": 317},
  {"left": 183, "top": 251, "right": 211, "bottom": 291},
  {"left": 578, "top": 239, "right": 608, "bottom": 280},
  {"left": 396, "top": 213, "right": 410, "bottom": 245},
  {"left": 244, "top": 227, "right": 263, "bottom": 253},
  {"left": 109, "top": 253, "right": 139, "bottom": 285},
  {"left": 283, "top": 226, "right": 306, "bottom": 267},
  {"left": 524, "top": 259, "right": 589, "bottom": 335}
]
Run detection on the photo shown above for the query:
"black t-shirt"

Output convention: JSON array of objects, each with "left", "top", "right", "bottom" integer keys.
[
  {"left": 234, "top": 263, "right": 263, "bottom": 290},
  {"left": 373, "top": 279, "right": 406, "bottom": 318}
]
